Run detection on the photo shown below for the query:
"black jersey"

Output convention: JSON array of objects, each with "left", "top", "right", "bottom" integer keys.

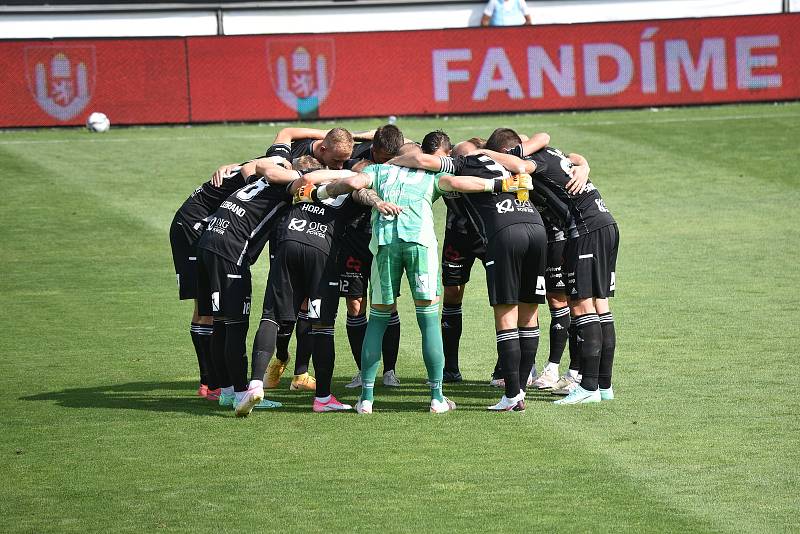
[
  {"left": 196, "top": 178, "right": 292, "bottom": 266},
  {"left": 511, "top": 145, "right": 616, "bottom": 237},
  {"left": 344, "top": 141, "right": 375, "bottom": 171},
  {"left": 266, "top": 138, "right": 316, "bottom": 161},
  {"left": 275, "top": 193, "right": 364, "bottom": 256},
  {"left": 174, "top": 170, "right": 254, "bottom": 233},
  {"left": 440, "top": 154, "right": 544, "bottom": 242},
  {"left": 530, "top": 183, "right": 570, "bottom": 243}
]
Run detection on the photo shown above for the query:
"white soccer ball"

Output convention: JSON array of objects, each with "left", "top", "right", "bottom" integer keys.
[{"left": 86, "top": 112, "right": 110, "bottom": 133}]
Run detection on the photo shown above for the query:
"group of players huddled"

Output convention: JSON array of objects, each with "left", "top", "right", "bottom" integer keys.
[{"left": 169, "top": 122, "right": 619, "bottom": 416}]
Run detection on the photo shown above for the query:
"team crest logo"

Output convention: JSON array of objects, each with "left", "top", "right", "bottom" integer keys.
[
  {"left": 25, "top": 46, "right": 95, "bottom": 121},
  {"left": 267, "top": 39, "right": 334, "bottom": 118}
]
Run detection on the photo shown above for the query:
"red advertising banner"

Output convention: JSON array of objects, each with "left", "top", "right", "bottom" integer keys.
[
  {"left": 0, "top": 38, "right": 188, "bottom": 127},
  {"left": 0, "top": 13, "right": 797, "bottom": 127}
]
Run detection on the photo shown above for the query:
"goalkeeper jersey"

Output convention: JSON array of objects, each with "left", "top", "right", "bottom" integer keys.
[{"left": 362, "top": 163, "right": 446, "bottom": 253}]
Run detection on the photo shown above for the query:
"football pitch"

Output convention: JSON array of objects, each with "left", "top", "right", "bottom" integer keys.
[{"left": 1, "top": 102, "right": 799, "bottom": 533}]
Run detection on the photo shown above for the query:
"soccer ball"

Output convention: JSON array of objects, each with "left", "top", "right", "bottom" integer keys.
[{"left": 86, "top": 112, "right": 110, "bottom": 133}]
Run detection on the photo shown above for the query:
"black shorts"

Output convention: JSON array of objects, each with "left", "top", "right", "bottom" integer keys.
[
  {"left": 545, "top": 239, "right": 567, "bottom": 294},
  {"left": 338, "top": 230, "right": 372, "bottom": 298},
  {"left": 484, "top": 223, "right": 547, "bottom": 306},
  {"left": 196, "top": 248, "right": 252, "bottom": 319},
  {"left": 441, "top": 229, "right": 486, "bottom": 287},
  {"left": 262, "top": 240, "right": 340, "bottom": 324},
  {"left": 169, "top": 215, "right": 203, "bottom": 300},
  {"left": 564, "top": 224, "right": 619, "bottom": 300}
]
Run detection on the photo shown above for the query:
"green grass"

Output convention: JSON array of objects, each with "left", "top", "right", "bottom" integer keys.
[{"left": 1, "top": 103, "right": 799, "bottom": 533}]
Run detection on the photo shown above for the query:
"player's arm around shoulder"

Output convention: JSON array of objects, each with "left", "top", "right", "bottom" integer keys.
[
  {"left": 566, "top": 152, "right": 591, "bottom": 195},
  {"left": 386, "top": 152, "right": 443, "bottom": 172},
  {"left": 272, "top": 127, "right": 328, "bottom": 145},
  {"left": 473, "top": 149, "right": 535, "bottom": 174},
  {"left": 438, "top": 173, "right": 533, "bottom": 194}
]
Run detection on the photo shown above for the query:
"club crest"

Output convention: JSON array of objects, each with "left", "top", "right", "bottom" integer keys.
[
  {"left": 267, "top": 39, "right": 335, "bottom": 118},
  {"left": 24, "top": 46, "right": 96, "bottom": 121}
]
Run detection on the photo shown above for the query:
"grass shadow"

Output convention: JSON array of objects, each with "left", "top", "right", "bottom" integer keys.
[
  {"left": 20, "top": 380, "right": 231, "bottom": 417},
  {"left": 19, "top": 378, "right": 560, "bottom": 415}
]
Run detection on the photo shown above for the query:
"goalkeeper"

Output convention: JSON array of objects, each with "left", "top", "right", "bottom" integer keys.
[{"left": 299, "top": 142, "right": 533, "bottom": 413}]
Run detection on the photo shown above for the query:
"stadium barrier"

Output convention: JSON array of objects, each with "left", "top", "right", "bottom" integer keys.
[{"left": 0, "top": 13, "right": 797, "bottom": 128}]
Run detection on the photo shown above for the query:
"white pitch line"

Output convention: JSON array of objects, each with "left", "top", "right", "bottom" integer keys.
[
  {"left": 0, "top": 111, "right": 797, "bottom": 146},
  {"left": 443, "top": 111, "right": 800, "bottom": 131}
]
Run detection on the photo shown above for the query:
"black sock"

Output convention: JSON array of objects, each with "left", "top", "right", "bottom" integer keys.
[
  {"left": 496, "top": 328, "right": 521, "bottom": 399},
  {"left": 312, "top": 327, "right": 335, "bottom": 397},
  {"left": 212, "top": 320, "right": 231, "bottom": 388},
  {"left": 251, "top": 319, "right": 279, "bottom": 382},
  {"left": 275, "top": 321, "right": 294, "bottom": 363},
  {"left": 441, "top": 304, "right": 463, "bottom": 373},
  {"left": 382, "top": 311, "right": 400, "bottom": 373},
  {"left": 574, "top": 314, "right": 602, "bottom": 391},
  {"left": 492, "top": 356, "right": 503, "bottom": 380},
  {"left": 224, "top": 319, "right": 249, "bottom": 392},
  {"left": 518, "top": 326, "right": 540, "bottom": 392},
  {"left": 190, "top": 322, "right": 213, "bottom": 385},
  {"left": 599, "top": 312, "right": 616, "bottom": 389},
  {"left": 568, "top": 316, "right": 580, "bottom": 373},
  {"left": 548, "top": 306, "right": 570, "bottom": 365},
  {"left": 295, "top": 312, "right": 313, "bottom": 375},
  {"left": 346, "top": 314, "right": 368, "bottom": 369}
]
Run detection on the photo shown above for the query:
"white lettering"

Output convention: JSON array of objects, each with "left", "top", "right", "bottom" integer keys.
[
  {"left": 472, "top": 47, "right": 523, "bottom": 101},
  {"left": 527, "top": 45, "right": 575, "bottom": 98},
  {"left": 640, "top": 27, "right": 659, "bottom": 94},
  {"left": 665, "top": 38, "right": 727, "bottom": 92},
  {"left": 432, "top": 48, "right": 471, "bottom": 102},
  {"left": 583, "top": 43, "right": 634, "bottom": 96},
  {"left": 736, "top": 35, "right": 781, "bottom": 90}
]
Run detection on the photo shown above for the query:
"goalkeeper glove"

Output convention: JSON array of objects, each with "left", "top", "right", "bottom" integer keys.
[
  {"left": 293, "top": 183, "right": 316, "bottom": 204},
  {"left": 487, "top": 173, "right": 533, "bottom": 193}
]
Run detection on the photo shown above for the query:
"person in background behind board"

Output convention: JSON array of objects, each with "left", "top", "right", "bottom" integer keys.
[{"left": 481, "top": 0, "right": 532, "bottom": 26}]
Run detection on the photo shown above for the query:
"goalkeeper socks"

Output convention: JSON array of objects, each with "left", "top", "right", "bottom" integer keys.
[
  {"left": 295, "top": 312, "right": 313, "bottom": 375},
  {"left": 275, "top": 321, "right": 294, "bottom": 363},
  {"left": 312, "top": 326, "right": 336, "bottom": 397},
  {"left": 251, "top": 319, "right": 278, "bottom": 382},
  {"left": 441, "top": 304, "right": 463, "bottom": 374},
  {"left": 518, "top": 326, "right": 540, "bottom": 392},
  {"left": 573, "top": 313, "right": 601, "bottom": 391},
  {"left": 416, "top": 304, "right": 444, "bottom": 402},
  {"left": 190, "top": 322, "right": 213, "bottom": 386},
  {"left": 382, "top": 311, "right": 400, "bottom": 372},
  {"left": 496, "top": 328, "right": 521, "bottom": 399},
  {"left": 223, "top": 319, "right": 249, "bottom": 392},
  {"left": 212, "top": 320, "right": 232, "bottom": 388},
  {"left": 360, "top": 308, "right": 392, "bottom": 402},
  {"left": 548, "top": 306, "right": 570, "bottom": 365},
  {"left": 346, "top": 314, "right": 368, "bottom": 369},
  {"left": 598, "top": 312, "right": 616, "bottom": 389}
]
